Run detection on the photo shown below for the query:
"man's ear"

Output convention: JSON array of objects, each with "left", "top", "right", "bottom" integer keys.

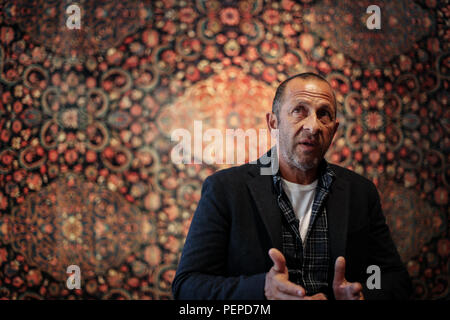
[
  {"left": 332, "top": 119, "right": 340, "bottom": 139},
  {"left": 266, "top": 112, "right": 278, "bottom": 131}
]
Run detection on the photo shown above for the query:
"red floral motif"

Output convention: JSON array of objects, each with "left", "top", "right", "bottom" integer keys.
[{"left": 220, "top": 7, "right": 240, "bottom": 26}]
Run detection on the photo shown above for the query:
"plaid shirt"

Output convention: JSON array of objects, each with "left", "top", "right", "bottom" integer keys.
[{"left": 272, "top": 160, "right": 335, "bottom": 295}]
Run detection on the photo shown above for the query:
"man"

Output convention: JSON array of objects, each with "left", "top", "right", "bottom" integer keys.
[{"left": 172, "top": 73, "right": 412, "bottom": 300}]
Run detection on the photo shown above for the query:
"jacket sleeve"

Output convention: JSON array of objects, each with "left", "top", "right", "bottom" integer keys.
[
  {"left": 361, "top": 182, "right": 413, "bottom": 300},
  {"left": 172, "top": 175, "right": 267, "bottom": 300}
]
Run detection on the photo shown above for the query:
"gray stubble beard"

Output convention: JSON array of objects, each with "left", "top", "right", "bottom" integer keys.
[{"left": 280, "top": 138, "right": 321, "bottom": 172}]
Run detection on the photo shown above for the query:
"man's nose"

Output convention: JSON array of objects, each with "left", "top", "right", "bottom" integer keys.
[{"left": 302, "top": 113, "right": 320, "bottom": 134}]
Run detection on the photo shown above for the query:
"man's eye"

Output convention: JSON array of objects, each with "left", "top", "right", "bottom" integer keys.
[
  {"left": 318, "top": 109, "right": 331, "bottom": 119},
  {"left": 292, "top": 106, "right": 305, "bottom": 114}
]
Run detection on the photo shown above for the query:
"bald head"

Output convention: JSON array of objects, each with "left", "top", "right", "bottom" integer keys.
[{"left": 272, "top": 73, "right": 337, "bottom": 120}]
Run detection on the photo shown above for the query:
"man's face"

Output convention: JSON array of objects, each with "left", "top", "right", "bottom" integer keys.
[{"left": 271, "top": 78, "right": 339, "bottom": 172}]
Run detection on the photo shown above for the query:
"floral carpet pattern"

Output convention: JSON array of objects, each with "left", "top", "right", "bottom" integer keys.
[
  {"left": 304, "top": 0, "right": 435, "bottom": 66},
  {"left": 0, "top": 0, "right": 448, "bottom": 299}
]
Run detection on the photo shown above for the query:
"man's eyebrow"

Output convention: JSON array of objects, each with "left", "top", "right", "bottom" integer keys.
[{"left": 318, "top": 103, "right": 333, "bottom": 109}]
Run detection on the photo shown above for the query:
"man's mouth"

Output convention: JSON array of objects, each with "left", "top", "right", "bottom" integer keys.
[
  {"left": 297, "top": 139, "right": 319, "bottom": 152},
  {"left": 298, "top": 140, "right": 318, "bottom": 147}
]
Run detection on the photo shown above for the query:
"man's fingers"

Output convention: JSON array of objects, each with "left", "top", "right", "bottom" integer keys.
[
  {"left": 333, "top": 256, "right": 346, "bottom": 286},
  {"left": 350, "top": 282, "right": 363, "bottom": 296},
  {"left": 268, "top": 248, "right": 286, "bottom": 273},
  {"left": 265, "top": 249, "right": 307, "bottom": 300},
  {"left": 303, "top": 293, "right": 328, "bottom": 300},
  {"left": 336, "top": 281, "right": 363, "bottom": 300},
  {"left": 332, "top": 257, "right": 364, "bottom": 300},
  {"left": 273, "top": 291, "right": 305, "bottom": 300},
  {"left": 275, "top": 278, "right": 305, "bottom": 297}
]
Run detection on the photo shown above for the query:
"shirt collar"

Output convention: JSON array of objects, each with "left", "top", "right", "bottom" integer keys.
[{"left": 272, "top": 159, "right": 336, "bottom": 195}]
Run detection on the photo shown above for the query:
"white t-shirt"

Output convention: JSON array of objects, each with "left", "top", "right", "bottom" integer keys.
[{"left": 281, "top": 178, "right": 318, "bottom": 242}]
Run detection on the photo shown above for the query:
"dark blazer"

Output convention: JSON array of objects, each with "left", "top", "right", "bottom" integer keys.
[{"left": 172, "top": 155, "right": 412, "bottom": 300}]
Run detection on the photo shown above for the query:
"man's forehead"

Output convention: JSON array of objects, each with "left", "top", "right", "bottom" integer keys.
[{"left": 285, "top": 78, "right": 334, "bottom": 102}]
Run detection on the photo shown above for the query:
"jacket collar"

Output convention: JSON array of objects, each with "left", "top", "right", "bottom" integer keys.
[{"left": 272, "top": 158, "right": 336, "bottom": 196}]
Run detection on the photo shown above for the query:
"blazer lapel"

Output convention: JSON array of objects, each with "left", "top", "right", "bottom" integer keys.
[
  {"left": 326, "top": 176, "right": 350, "bottom": 264},
  {"left": 246, "top": 165, "right": 283, "bottom": 251}
]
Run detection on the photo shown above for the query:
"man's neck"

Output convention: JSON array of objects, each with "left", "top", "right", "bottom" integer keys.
[{"left": 279, "top": 158, "right": 319, "bottom": 185}]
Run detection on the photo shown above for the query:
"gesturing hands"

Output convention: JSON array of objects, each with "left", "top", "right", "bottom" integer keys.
[
  {"left": 333, "top": 256, "right": 365, "bottom": 300},
  {"left": 264, "top": 249, "right": 364, "bottom": 300},
  {"left": 264, "top": 248, "right": 327, "bottom": 300}
]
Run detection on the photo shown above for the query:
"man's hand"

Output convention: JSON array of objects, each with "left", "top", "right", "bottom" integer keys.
[
  {"left": 264, "top": 248, "right": 327, "bottom": 300},
  {"left": 333, "top": 256, "right": 364, "bottom": 300}
]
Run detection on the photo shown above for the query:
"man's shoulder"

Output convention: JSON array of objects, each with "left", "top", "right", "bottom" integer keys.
[
  {"left": 328, "top": 162, "right": 377, "bottom": 191},
  {"left": 206, "top": 162, "right": 258, "bottom": 184},
  {"left": 203, "top": 161, "right": 378, "bottom": 195},
  {"left": 199, "top": 163, "right": 263, "bottom": 201}
]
